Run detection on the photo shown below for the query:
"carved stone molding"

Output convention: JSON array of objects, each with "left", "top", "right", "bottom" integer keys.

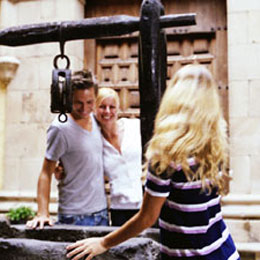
[
  {"left": 222, "top": 194, "right": 260, "bottom": 218},
  {"left": 0, "top": 56, "right": 20, "bottom": 89}
]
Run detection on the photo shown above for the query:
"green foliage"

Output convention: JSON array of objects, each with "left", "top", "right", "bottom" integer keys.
[{"left": 7, "top": 206, "right": 36, "bottom": 223}]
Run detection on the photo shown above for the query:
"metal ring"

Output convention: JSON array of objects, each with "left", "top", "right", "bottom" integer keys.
[
  {"left": 53, "top": 54, "right": 70, "bottom": 69},
  {"left": 58, "top": 113, "right": 68, "bottom": 123}
]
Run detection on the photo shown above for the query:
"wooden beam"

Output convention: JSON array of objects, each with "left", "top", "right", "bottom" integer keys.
[{"left": 0, "top": 14, "right": 196, "bottom": 47}]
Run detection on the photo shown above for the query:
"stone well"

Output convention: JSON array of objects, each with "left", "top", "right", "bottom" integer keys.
[{"left": 0, "top": 216, "right": 160, "bottom": 260}]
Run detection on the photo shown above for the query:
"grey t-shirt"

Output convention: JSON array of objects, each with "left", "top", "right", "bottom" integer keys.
[{"left": 45, "top": 113, "right": 107, "bottom": 215}]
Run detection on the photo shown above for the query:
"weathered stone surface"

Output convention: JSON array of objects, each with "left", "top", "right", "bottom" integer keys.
[
  {"left": 104, "top": 238, "right": 160, "bottom": 260},
  {"left": 0, "top": 238, "right": 69, "bottom": 260},
  {"left": 0, "top": 237, "right": 160, "bottom": 260},
  {"left": 1, "top": 222, "right": 160, "bottom": 242},
  {"left": 0, "top": 219, "right": 160, "bottom": 259},
  {"left": 0, "top": 214, "right": 13, "bottom": 237}
]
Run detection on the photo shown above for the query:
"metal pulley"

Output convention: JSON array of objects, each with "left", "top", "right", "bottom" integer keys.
[{"left": 50, "top": 54, "right": 72, "bottom": 123}]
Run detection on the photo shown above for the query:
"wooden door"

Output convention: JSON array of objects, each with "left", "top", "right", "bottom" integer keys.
[
  {"left": 95, "top": 37, "right": 139, "bottom": 118},
  {"left": 84, "top": 0, "right": 228, "bottom": 120}
]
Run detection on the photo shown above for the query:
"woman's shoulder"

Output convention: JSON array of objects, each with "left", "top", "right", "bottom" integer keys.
[{"left": 147, "top": 157, "right": 198, "bottom": 181}]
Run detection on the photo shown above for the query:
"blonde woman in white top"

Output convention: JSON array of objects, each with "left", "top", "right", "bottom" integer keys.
[{"left": 95, "top": 87, "right": 143, "bottom": 226}]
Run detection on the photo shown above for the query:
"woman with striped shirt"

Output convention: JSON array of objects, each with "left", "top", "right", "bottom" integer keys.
[{"left": 66, "top": 64, "right": 240, "bottom": 260}]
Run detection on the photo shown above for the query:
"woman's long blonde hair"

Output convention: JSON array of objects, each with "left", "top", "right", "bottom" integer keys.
[{"left": 145, "top": 64, "right": 229, "bottom": 194}]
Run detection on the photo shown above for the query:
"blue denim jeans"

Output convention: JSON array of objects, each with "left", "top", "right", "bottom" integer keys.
[{"left": 57, "top": 208, "right": 108, "bottom": 226}]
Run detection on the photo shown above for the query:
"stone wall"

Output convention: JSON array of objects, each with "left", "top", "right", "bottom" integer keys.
[
  {"left": 0, "top": 0, "right": 85, "bottom": 196},
  {"left": 221, "top": 1, "right": 260, "bottom": 258},
  {"left": 222, "top": 0, "right": 260, "bottom": 236},
  {"left": 227, "top": 0, "right": 260, "bottom": 197}
]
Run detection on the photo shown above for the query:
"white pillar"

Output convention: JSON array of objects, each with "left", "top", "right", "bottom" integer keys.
[
  {"left": 0, "top": 56, "right": 20, "bottom": 190},
  {"left": 224, "top": 0, "right": 260, "bottom": 248}
]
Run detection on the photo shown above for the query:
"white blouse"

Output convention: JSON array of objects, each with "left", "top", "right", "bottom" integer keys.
[{"left": 103, "top": 118, "right": 143, "bottom": 209}]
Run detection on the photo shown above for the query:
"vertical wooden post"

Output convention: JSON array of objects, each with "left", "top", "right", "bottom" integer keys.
[{"left": 138, "top": 0, "right": 167, "bottom": 152}]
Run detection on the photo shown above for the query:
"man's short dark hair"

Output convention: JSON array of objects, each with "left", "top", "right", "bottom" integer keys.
[{"left": 71, "top": 70, "right": 98, "bottom": 96}]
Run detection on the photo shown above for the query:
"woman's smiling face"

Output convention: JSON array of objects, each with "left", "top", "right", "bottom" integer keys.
[{"left": 96, "top": 96, "right": 118, "bottom": 126}]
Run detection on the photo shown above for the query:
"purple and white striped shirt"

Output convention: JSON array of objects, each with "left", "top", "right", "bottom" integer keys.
[{"left": 145, "top": 160, "right": 240, "bottom": 260}]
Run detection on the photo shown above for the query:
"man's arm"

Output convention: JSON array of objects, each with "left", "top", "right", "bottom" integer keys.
[{"left": 26, "top": 158, "right": 57, "bottom": 229}]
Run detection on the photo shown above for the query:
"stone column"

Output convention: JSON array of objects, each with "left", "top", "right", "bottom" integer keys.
[
  {"left": 0, "top": 0, "right": 19, "bottom": 193},
  {"left": 0, "top": 56, "right": 20, "bottom": 189},
  {"left": 223, "top": 0, "right": 260, "bottom": 254}
]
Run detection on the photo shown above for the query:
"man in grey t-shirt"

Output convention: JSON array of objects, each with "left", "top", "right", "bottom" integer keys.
[{"left": 26, "top": 70, "right": 108, "bottom": 229}]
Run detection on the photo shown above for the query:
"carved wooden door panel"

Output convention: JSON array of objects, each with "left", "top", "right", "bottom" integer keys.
[
  {"left": 95, "top": 34, "right": 228, "bottom": 120},
  {"left": 96, "top": 37, "right": 139, "bottom": 118},
  {"left": 166, "top": 32, "right": 228, "bottom": 121},
  {"left": 85, "top": 0, "right": 228, "bottom": 120}
]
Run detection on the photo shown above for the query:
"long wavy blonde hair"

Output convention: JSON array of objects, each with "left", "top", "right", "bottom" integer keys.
[{"left": 145, "top": 64, "right": 229, "bottom": 194}]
